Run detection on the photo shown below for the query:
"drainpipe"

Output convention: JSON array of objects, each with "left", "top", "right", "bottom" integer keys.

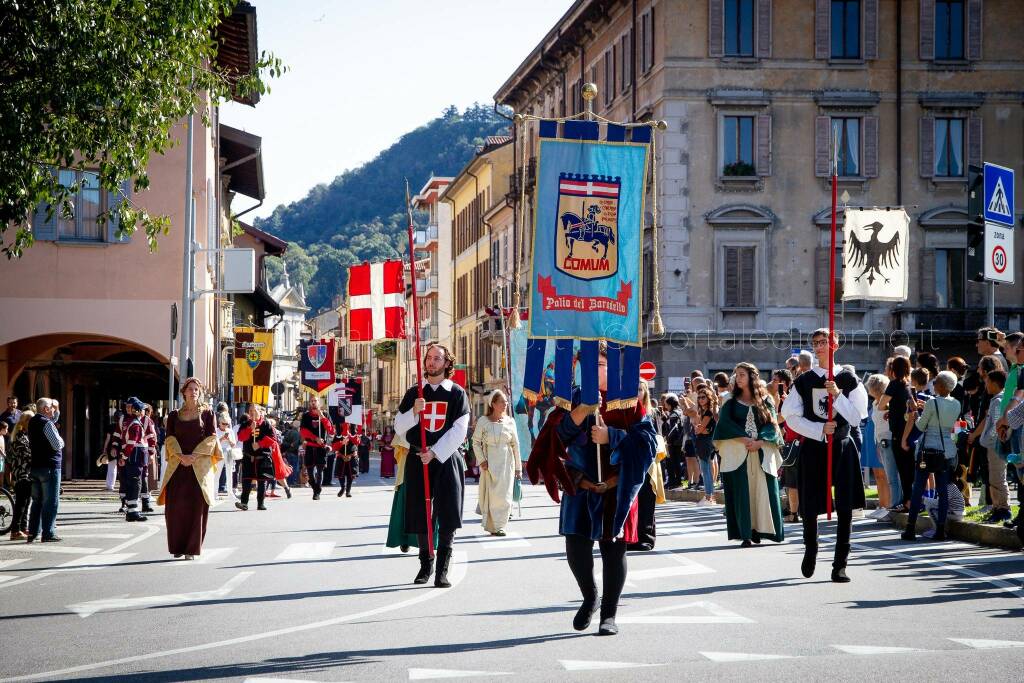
[
  {"left": 466, "top": 168, "right": 481, "bottom": 388},
  {"left": 632, "top": 0, "right": 638, "bottom": 121},
  {"left": 896, "top": 0, "right": 903, "bottom": 205}
]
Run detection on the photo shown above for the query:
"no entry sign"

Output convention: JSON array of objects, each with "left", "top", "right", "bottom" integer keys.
[{"left": 639, "top": 361, "right": 657, "bottom": 382}]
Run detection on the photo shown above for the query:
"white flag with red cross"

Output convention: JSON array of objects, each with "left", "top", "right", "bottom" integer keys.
[
  {"left": 420, "top": 401, "right": 447, "bottom": 433},
  {"left": 347, "top": 260, "right": 407, "bottom": 342}
]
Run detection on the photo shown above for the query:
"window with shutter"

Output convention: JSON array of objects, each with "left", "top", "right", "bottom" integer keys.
[
  {"left": 641, "top": 8, "right": 655, "bottom": 74},
  {"left": 966, "top": 0, "right": 982, "bottom": 60},
  {"left": 933, "top": 117, "right": 965, "bottom": 177},
  {"left": 831, "top": 0, "right": 862, "bottom": 60},
  {"left": 831, "top": 117, "right": 862, "bottom": 177},
  {"left": 620, "top": 32, "right": 632, "bottom": 91},
  {"left": 920, "top": 0, "right": 936, "bottom": 60},
  {"left": 920, "top": 248, "right": 937, "bottom": 307},
  {"left": 722, "top": 115, "right": 756, "bottom": 176},
  {"left": 756, "top": 0, "right": 772, "bottom": 59},
  {"left": 724, "top": 0, "right": 755, "bottom": 57},
  {"left": 709, "top": 0, "right": 724, "bottom": 57},
  {"left": 935, "top": 0, "right": 965, "bottom": 60},
  {"left": 723, "top": 245, "right": 756, "bottom": 307},
  {"left": 919, "top": 116, "right": 935, "bottom": 178},
  {"left": 106, "top": 179, "right": 132, "bottom": 243},
  {"left": 815, "top": 246, "right": 830, "bottom": 307},
  {"left": 934, "top": 248, "right": 965, "bottom": 308},
  {"left": 815, "top": 0, "right": 831, "bottom": 59},
  {"left": 862, "top": 115, "right": 879, "bottom": 178},
  {"left": 967, "top": 113, "right": 982, "bottom": 166},
  {"left": 756, "top": 113, "right": 772, "bottom": 177},
  {"left": 863, "top": 0, "right": 878, "bottom": 59},
  {"left": 815, "top": 116, "right": 831, "bottom": 177}
]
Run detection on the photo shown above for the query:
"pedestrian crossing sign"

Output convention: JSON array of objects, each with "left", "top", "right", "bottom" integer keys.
[{"left": 983, "top": 162, "right": 1015, "bottom": 226}]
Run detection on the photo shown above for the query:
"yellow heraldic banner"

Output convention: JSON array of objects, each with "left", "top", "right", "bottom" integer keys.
[{"left": 232, "top": 327, "right": 275, "bottom": 405}]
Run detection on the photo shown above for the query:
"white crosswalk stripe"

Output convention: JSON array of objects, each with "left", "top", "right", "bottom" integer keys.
[
  {"left": 191, "top": 547, "right": 238, "bottom": 565},
  {"left": 462, "top": 531, "right": 530, "bottom": 550},
  {"left": 0, "top": 544, "right": 101, "bottom": 554},
  {"left": 57, "top": 553, "right": 136, "bottom": 570},
  {"left": 275, "top": 542, "right": 336, "bottom": 561}
]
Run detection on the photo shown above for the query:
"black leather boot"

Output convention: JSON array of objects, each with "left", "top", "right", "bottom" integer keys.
[
  {"left": 831, "top": 542, "right": 851, "bottom": 583},
  {"left": 414, "top": 548, "right": 433, "bottom": 584},
  {"left": 434, "top": 547, "right": 452, "bottom": 588}
]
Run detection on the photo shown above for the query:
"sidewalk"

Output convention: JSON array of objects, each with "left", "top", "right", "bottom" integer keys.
[
  {"left": 59, "top": 479, "right": 122, "bottom": 502},
  {"left": 664, "top": 486, "right": 1023, "bottom": 552}
]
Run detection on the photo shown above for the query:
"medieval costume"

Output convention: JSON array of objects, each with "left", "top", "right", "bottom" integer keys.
[
  {"left": 140, "top": 410, "right": 158, "bottom": 512},
  {"left": 159, "top": 407, "right": 220, "bottom": 558},
  {"left": 712, "top": 398, "right": 785, "bottom": 546},
  {"left": 527, "top": 390, "right": 657, "bottom": 636},
  {"left": 394, "top": 378, "right": 470, "bottom": 587},
  {"left": 357, "top": 428, "right": 371, "bottom": 474},
  {"left": 300, "top": 408, "right": 334, "bottom": 499},
  {"left": 385, "top": 428, "right": 436, "bottom": 551},
  {"left": 379, "top": 427, "right": 396, "bottom": 478},
  {"left": 236, "top": 415, "right": 279, "bottom": 510},
  {"left": 119, "top": 399, "right": 149, "bottom": 522},
  {"left": 332, "top": 424, "right": 357, "bottom": 498},
  {"left": 472, "top": 413, "right": 521, "bottom": 535},
  {"left": 781, "top": 366, "right": 868, "bottom": 583}
]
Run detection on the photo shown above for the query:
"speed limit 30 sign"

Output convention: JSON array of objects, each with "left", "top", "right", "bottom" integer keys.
[{"left": 984, "top": 221, "right": 1015, "bottom": 284}]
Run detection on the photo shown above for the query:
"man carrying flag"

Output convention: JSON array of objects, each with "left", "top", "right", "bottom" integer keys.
[
  {"left": 393, "top": 344, "right": 469, "bottom": 588},
  {"left": 781, "top": 328, "right": 867, "bottom": 583}
]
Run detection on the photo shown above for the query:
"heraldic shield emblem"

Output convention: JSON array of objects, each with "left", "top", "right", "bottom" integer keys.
[
  {"left": 555, "top": 173, "right": 619, "bottom": 281},
  {"left": 246, "top": 348, "right": 261, "bottom": 369},
  {"left": 307, "top": 343, "right": 328, "bottom": 370}
]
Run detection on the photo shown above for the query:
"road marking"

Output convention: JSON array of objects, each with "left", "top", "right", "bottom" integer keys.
[
  {"left": 102, "top": 523, "right": 162, "bottom": 555},
  {"left": 67, "top": 570, "right": 254, "bottom": 617},
  {"left": 700, "top": 652, "right": 796, "bottom": 663},
  {"left": 275, "top": 542, "right": 336, "bottom": 561},
  {"left": 408, "top": 668, "right": 512, "bottom": 679},
  {"left": 4, "top": 552, "right": 469, "bottom": 682},
  {"left": 58, "top": 553, "right": 135, "bottom": 570},
  {"left": 56, "top": 533, "right": 133, "bottom": 540},
  {"left": 618, "top": 600, "right": 753, "bottom": 624},
  {"left": 949, "top": 638, "right": 1024, "bottom": 649},
  {"left": 559, "top": 660, "right": 664, "bottom": 671},
  {"left": 243, "top": 678, "right": 323, "bottom": 683},
  {"left": 0, "top": 544, "right": 101, "bottom": 554},
  {"left": 629, "top": 558, "right": 715, "bottom": 581},
  {"left": 192, "top": 547, "right": 237, "bottom": 565},
  {"left": 0, "top": 576, "right": 19, "bottom": 585},
  {"left": 463, "top": 531, "right": 530, "bottom": 549},
  {"left": 0, "top": 559, "right": 29, "bottom": 570},
  {"left": 832, "top": 645, "right": 922, "bottom": 655}
]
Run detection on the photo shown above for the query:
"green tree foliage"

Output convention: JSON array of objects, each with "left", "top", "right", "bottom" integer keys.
[
  {"left": 0, "top": 0, "right": 284, "bottom": 257},
  {"left": 260, "top": 104, "right": 508, "bottom": 312}
]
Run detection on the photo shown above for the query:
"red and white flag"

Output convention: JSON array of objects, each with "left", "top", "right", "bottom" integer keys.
[{"left": 347, "top": 260, "right": 406, "bottom": 342}]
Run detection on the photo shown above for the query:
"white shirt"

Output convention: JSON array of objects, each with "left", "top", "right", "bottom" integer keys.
[
  {"left": 393, "top": 378, "right": 469, "bottom": 464},
  {"left": 780, "top": 366, "right": 868, "bottom": 443}
]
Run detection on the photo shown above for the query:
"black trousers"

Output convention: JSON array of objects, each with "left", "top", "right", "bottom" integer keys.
[
  {"left": 325, "top": 453, "right": 336, "bottom": 486},
  {"left": 565, "top": 535, "right": 628, "bottom": 620},
  {"left": 305, "top": 446, "right": 328, "bottom": 495},
  {"left": 241, "top": 479, "right": 266, "bottom": 507},
  {"left": 417, "top": 526, "right": 456, "bottom": 556},
  {"left": 12, "top": 479, "right": 31, "bottom": 533},
  {"left": 666, "top": 448, "right": 683, "bottom": 487},
  {"left": 634, "top": 475, "right": 656, "bottom": 548},
  {"left": 802, "top": 509, "right": 853, "bottom": 567}
]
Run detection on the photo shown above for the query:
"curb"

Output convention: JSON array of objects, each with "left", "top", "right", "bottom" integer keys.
[{"left": 664, "top": 487, "right": 1022, "bottom": 552}]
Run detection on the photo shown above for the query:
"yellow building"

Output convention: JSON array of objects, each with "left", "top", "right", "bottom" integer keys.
[{"left": 439, "top": 136, "right": 514, "bottom": 416}]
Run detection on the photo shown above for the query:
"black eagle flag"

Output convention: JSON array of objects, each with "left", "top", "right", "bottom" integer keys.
[{"left": 842, "top": 208, "right": 909, "bottom": 302}]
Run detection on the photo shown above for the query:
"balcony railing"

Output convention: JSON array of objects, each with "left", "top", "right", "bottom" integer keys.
[
  {"left": 414, "top": 225, "right": 439, "bottom": 246},
  {"left": 416, "top": 275, "right": 439, "bottom": 292}
]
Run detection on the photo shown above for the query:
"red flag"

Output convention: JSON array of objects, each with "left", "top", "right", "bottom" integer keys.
[{"left": 348, "top": 260, "right": 406, "bottom": 342}]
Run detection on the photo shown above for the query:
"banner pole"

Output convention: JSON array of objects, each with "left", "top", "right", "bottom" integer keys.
[
  {"left": 581, "top": 82, "right": 604, "bottom": 484},
  {"left": 405, "top": 180, "right": 435, "bottom": 558},
  {"left": 826, "top": 128, "right": 838, "bottom": 522}
]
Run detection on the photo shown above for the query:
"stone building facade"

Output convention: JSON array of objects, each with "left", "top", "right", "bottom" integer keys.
[{"left": 495, "top": 0, "right": 1023, "bottom": 391}]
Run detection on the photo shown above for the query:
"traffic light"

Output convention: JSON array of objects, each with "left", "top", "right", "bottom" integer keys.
[{"left": 966, "top": 164, "right": 985, "bottom": 282}]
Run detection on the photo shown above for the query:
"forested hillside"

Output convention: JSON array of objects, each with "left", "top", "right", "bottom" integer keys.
[{"left": 258, "top": 104, "right": 509, "bottom": 312}]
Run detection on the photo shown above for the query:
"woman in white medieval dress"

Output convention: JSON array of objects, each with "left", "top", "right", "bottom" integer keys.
[{"left": 473, "top": 390, "right": 522, "bottom": 536}]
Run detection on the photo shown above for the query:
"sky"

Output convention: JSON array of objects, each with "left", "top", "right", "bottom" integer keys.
[{"left": 220, "top": 0, "right": 574, "bottom": 219}]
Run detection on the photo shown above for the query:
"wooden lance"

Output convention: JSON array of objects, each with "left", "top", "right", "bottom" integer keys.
[
  {"left": 405, "top": 180, "right": 435, "bottom": 557},
  {"left": 826, "top": 128, "right": 839, "bottom": 521}
]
